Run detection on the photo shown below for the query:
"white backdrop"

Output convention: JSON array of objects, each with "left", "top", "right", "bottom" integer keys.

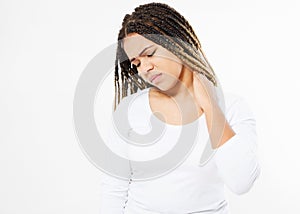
[{"left": 1, "top": 0, "right": 299, "bottom": 213}]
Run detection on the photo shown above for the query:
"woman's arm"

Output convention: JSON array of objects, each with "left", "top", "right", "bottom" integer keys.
[
  {"left": 193, "top": 72, "right": 260, "bottom": 195},
  {"left": 203, "top": 98, "right": 236, "bottom": 149},
  {"left": 211, "top": 95, "right": 261, "bottom": 195}
]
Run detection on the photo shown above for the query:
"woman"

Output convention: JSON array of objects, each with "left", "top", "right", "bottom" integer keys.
[{"left": 100, "top": 2, "right": 260, "bottom": 213}]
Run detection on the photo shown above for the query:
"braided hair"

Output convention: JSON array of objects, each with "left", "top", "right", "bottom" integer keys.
[{"left": 114, "top": 2, "right": 217, "bottom": 111}]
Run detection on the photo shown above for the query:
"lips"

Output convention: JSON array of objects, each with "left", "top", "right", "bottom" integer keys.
[{"left": 150, "top": 73, "right": 162, "bottom": 82}]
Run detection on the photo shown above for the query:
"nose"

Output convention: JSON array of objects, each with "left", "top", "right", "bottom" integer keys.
[{"left": 137, "top": 57, "right": 154, "bottom": 74}]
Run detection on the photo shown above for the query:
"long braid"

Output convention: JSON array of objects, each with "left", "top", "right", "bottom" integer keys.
[{"left": 114, "top": 2, "right": 217, "bottom": 111}]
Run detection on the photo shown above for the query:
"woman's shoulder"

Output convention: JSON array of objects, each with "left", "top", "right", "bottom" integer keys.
[
  {"left": 224, "top": 92, "right": 244, "bottom": 108},
  {"left": 223, "top": 91, "right": 256, "bottom": 123},
  {"left": 114, "top": 89, "right": 151, "bottom": 125},
  {"left": 115, "top": 89, "right": 149, "bottom": 109}
]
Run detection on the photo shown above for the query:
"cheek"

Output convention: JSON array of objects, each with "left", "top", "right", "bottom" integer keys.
[
  {"left": 161, "top": 63, "right": 182, "bottom": 87},
  {"left": 169, "top": 61, "right": 183, "bottom": 77}
]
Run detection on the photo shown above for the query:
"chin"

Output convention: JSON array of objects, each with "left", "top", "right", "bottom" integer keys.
[{"left": 153, "top": 81, "right": 178, "bottom": 92}]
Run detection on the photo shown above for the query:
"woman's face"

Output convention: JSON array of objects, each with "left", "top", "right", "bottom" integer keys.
[{"left": 123, "top": 33, "right": 183, "bottom": 91}]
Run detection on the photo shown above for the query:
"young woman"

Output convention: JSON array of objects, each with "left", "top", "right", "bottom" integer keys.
[{"left": 100, "top": 2, "right": 260, "bottom": 213}]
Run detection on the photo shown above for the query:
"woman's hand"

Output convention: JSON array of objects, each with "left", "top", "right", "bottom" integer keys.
[
  {"left": 192, "top": 71, "right": 218, "bottom": 112},
  {"left": 192, "top": 71, "right": 236, "bottom": 149}
]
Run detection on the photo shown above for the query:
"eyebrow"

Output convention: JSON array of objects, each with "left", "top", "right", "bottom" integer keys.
[{"left": 130, "top": 45, "right": 154, "bottom": 62}]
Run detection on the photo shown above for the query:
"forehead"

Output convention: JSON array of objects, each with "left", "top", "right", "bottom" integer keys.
[{"left": 122, "top": 34, "right": 155, "bottom": 59}]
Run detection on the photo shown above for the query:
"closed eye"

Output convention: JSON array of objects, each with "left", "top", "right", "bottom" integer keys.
[
  {"left": 132, "top": 49, "right": 157, "bottom": 68},
  {"left": 147, "top": 49, "right": 156, "bottom": 57}
]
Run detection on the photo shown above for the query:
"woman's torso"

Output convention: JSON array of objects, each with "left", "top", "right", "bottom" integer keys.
[{"left": 121, "top": 88, "right": 229, "bottom": 214}]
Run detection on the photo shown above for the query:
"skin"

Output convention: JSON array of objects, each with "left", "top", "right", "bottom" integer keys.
[{"left": 123, "top": 33, "right": 235, "bottom": 149}]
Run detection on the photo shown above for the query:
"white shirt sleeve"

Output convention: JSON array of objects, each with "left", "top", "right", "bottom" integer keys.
[{"left": 214, "top": 95, "right": 261, "bottom": 195}]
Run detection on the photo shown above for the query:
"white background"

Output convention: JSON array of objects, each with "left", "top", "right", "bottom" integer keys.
[{"left": 1, "top": 0, "right": 299, "bottom": 213}]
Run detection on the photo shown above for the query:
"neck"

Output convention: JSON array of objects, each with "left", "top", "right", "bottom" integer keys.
[{"left": 149, "top": 66, "right": 203, "bottom": 119}]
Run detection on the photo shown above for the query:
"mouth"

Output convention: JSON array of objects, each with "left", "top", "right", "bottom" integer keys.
[{"left": 150, "top": 73, "right": 162, "bottom": 83}]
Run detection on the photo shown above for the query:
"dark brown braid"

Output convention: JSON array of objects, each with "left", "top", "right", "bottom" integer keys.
[{"left": 114, "top": 2, "right": 218, "bottom": 111}]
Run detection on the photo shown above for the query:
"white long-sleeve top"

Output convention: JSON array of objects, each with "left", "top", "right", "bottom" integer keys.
[{"left": 99, "top": 88, "right": 260, "bottom": 214}]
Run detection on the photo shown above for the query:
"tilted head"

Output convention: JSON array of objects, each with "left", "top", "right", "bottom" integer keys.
[{"left": 114, "top": 2, "right": 217, "bottom": 111}]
